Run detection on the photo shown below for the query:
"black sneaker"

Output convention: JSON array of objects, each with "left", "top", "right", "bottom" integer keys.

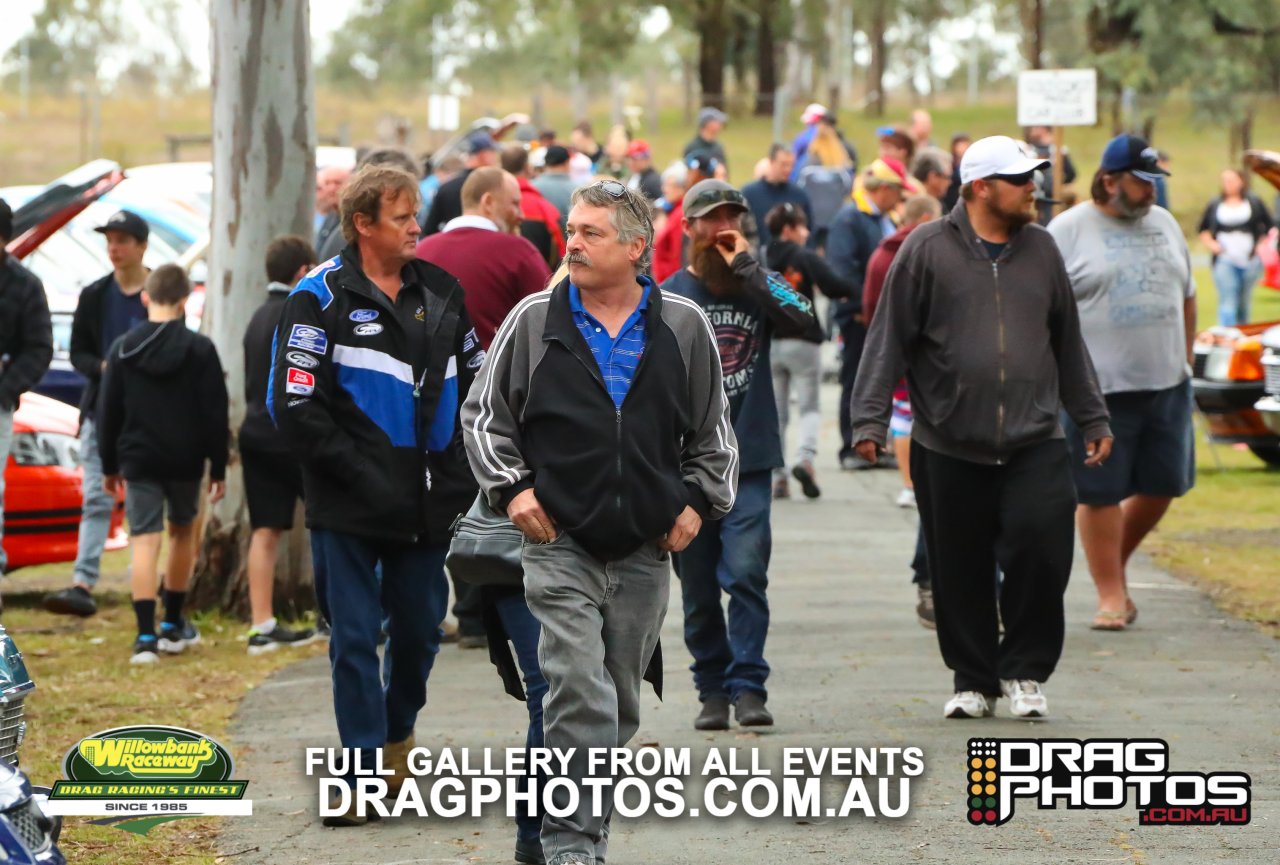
[
  {"left": 514, "top": 838, "right": 545, "bottom": 864},
  {"left": 44, "top": 585, "right": 97, "bottom": 617},
  {"left": 247, "top": 623, "right": 317, "bottom": 656},
  {"left": 158, "top": 620, "right": 201, "bottom": 654},
  {"left": 130, "top": 635, "right": 159, "bottom": 665}
]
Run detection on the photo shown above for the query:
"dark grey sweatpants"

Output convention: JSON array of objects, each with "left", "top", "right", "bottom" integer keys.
[{"left": 522, "top": 532, "right": 669, "bottom": 865}]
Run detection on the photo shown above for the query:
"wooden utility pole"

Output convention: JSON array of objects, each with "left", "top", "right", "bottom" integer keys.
[{"left": 194, "top": 0, "right": 317, "bottom": 616}]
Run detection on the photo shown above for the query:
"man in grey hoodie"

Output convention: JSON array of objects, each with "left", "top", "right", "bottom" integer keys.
[{"left": 851, "top": 136, "right": 1113, "bottom": 721}]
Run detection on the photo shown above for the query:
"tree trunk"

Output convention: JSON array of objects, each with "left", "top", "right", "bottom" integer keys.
[
  {"left": 867, "top": 0, "right": 887, "bottom": 116},
  {"left": 754, "top": 0, "right": 777, "bottom": 116},
  {"left": 697, "top": 0, "right": 728, "bottom": 109},
  {"left": 192, "top": 0, "right": 316, "bottom": 616},
  {"left": 1021, "top": 0, "right": 1044, "bottom": 70}
]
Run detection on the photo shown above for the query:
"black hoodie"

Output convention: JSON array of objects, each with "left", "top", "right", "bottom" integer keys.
[{"left": 98, "top": 319, "right": 229, "bottom": 482}]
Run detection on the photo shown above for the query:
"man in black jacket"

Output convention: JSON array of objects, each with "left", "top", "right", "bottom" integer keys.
[
  {"left": 421, "top": 132, "right": 499, "bottom": 236},
  {"left": 463, "top": 180, "right": 738, "bottom": 865},
  {"left": 271, "top": 165, "right": 483, "bottom": 827},
  {"left": 45, "top": 209, "right": 150, "bottom": 617},
  {"left": 0, "top": 198, "right": 53, "bottom": 578},
  {"left": 851, "top": 136, "right": 1113, "bottom": 721},
  {"left": 240, "top": 236, "right": 317, "bottom": 654}
]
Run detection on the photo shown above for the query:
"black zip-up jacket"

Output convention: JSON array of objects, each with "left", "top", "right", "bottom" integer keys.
[
  {"left": 462, "top": 278, "right": 738, "bottom": 563},
  {"left": 851, "top": 202, "right": 1112, "bottom": 465},
  {"left": 240, "top": 283, "right": 291, "bottom": 455},
  {"left": 0, "top": 254, "right": 52, "bottom": 411},
  {"left": 270, "top": 248, "right": 483, "bottom": 544},
  {"left": 98, "top": 320, "right": 229, "bottom": 481},
  {"left": 69, "top": 273, "right": 138, "bottom": 423}
]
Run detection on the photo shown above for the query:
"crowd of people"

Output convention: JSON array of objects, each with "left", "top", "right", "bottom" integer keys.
[{"left": 0, "top": 99, "right": 1262, "bottom": 865}]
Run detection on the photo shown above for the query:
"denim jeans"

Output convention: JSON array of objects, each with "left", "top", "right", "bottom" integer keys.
[
  {"left": 522, "top": 531, "right": 669, "bottom": 865},
  {"left": 310, "top": 529, "right": 449, "bottom": 781},
  {"left": 673, "top": 469, "right": 772, "bottom": 702},
  {"left": 1212, "top": 256, "right": 1263, "bottom": 327},
  {"left": 72, "top": 418, "right": 115, "bottom": 588},
  {"left": 771, "top": 338, "right": 822, "bottom": 480},
  {"left": 492, "top": 592, "right": 549, "bottom": 845},
  {"left": 0, "top": 409, "right": 12, "bottom": 574}
]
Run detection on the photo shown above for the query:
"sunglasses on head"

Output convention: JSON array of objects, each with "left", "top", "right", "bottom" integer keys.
[
  {"left": 688, "top": 187, "right": 746, "bottom": 215},
  {"left": 596, "top": 180, "right": 651, "bottom": 225},
  {"left": 989, "top": 171, "right": 1036, "bottom": 187}
]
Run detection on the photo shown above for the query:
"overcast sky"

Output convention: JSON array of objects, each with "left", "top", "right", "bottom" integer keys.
[{"left": 1, "top": 0, "right": 358, "bottom": 77}]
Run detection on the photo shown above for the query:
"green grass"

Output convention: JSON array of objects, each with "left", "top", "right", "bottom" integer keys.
[{"left": 2, "top": 551, "right": 327, "bottom": 864}]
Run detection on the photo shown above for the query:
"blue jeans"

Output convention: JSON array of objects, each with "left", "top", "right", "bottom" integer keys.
[
  {"left": 310, "top": 529, "right": 449, "bottom": 781},
  {"left": 673, "top": 469, "right": 772, "bottom": 702},
  {"left": 493, "top": 592, "right": 548, "bottom": 844},
  {"left": 72, "top": 418, "right": 115, "bottom": 588},
  {"left": 1212, "top": 256, "right": 1263, "bottom": 327}
]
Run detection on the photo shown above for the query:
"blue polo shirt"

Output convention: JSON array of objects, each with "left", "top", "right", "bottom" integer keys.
[{"left": 569, "top": 277, "right": 652, "bottom": 409}]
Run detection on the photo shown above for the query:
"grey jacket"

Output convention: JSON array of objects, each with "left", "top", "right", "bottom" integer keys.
[
  {"left": 851, "top": 202, "right": 1111, "bottom": 465},
  {"left": 461, "top": 280, "right": 738, "bottom": 562}
]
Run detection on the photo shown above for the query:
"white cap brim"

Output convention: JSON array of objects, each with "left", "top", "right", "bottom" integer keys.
[{"left": 961, "top": 156, "right": 1049, "bottom": 184}]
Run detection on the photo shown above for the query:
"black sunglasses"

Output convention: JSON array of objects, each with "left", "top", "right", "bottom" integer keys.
[{"left": 990, "top": 171, "right": 1036, "bottom": 187}]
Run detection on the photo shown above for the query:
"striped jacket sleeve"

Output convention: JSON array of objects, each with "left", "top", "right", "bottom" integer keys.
[{"left": 460, "top": 297, "right": 536, "bottom": 511}]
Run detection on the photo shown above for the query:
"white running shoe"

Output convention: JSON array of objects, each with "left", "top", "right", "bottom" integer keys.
[
  {"left": 1001, "top": 679, "right": 1048, "bottom": 718},
  {"left": 944, "top": 691, "right": 994, "bottom": 719},
  {"left": 895, "top": 488, "right": 916, "bottom": 508}
]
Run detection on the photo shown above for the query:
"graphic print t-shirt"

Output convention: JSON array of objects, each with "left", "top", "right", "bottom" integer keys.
[
  {"left": 660, "top": 269, "right": 783, "bottom": 473},
  {"left": 1048, "top": 202, "right": 1193, "bottom": 394}
]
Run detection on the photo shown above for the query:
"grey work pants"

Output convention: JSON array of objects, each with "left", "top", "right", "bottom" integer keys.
[{"left": 522, "top": 531, "right": 670, "bottom": 865}]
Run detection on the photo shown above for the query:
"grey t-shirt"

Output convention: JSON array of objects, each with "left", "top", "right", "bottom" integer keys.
[{"left": 1048, "top": 202, "right": 1193, "bottom": 394}]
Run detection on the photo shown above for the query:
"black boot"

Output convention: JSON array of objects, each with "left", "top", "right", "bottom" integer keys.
[
  {"left": 694, "top": 696, "right": 730, "bottom": 730},
  {"left": 733, "top": 691, "right": 774, "bottom": 727}
]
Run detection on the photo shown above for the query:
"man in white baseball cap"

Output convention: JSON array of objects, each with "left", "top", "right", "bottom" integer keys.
[{"left": 850, "top": 134, "right": 1113, "bottom": 723}]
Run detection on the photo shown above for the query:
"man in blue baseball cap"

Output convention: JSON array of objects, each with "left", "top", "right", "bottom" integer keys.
[
  {"left": 422, "top": 130, "right": 500, "bottom": 236},
  {"left": 1047, "top": 133, "right": 1190, "bottom": 635}
]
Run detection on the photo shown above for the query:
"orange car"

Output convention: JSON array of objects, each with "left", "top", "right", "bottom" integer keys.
[{"left": 2, "top": 393, "right": 125, "bottom": 572}]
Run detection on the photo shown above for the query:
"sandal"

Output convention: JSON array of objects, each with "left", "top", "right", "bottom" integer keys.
[
  {"left": 1090, "top": 609, "right": 1128, "bottom": 631},
  {"left": 1125, "top": 599, "right": 1138, "bottom": 625}
]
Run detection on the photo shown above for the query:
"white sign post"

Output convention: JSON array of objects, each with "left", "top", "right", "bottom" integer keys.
[
  {"left": 428, "top": 94, "right": 460, "bottom": 132},
  {"left": 1017, "top": 68, "right": 1097, "bottom": 218}
]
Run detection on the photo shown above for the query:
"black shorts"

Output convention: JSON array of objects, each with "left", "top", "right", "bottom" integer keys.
[{"left": 242, "top": 448, "right": 303, "bottom": 530}]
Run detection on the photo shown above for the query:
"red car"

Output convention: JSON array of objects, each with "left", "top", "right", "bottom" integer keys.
[{"left": 2, "top": 393, "right": 126, "bottom": 572}]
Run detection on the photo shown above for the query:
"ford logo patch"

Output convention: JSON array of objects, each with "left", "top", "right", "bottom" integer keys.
[
  {"left": 353, "top": 322, "right": 384, "bottom": 336},
  {"left": 349, "top": 309, "right": 379, "bottom": 323}
]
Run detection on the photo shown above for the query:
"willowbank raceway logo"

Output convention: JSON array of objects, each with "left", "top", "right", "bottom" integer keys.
[
  {"left": 965, "top": 738, "right": 1250, "bottom": 827},
  {"left": 43, "top": 725, "right": 251, "bottom": 834}
]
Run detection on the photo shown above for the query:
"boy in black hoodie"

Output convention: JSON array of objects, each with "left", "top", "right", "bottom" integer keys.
[{"left": 99, "top": 264, "right": 229, "bottom": 664}]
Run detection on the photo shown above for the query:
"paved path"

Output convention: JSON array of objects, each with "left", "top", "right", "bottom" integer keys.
[{"left": 221, "top": 384, "right": 1278, "bottom": 864}]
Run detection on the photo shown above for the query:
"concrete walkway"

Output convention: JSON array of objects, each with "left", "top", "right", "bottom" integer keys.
[{"left": 220, "top": 384, "right": 1278, "bottom": 864}]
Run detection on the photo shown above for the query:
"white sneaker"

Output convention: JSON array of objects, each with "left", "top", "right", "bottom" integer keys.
[
  {"left": 1001, "top": 679, "right": 1048, "bottom": 718},
  {"left": 944, "top": 691, "right": 994, "bottom": 719},
  {"left": 895, "top": 488, "right": 916, "bottom": 508}
]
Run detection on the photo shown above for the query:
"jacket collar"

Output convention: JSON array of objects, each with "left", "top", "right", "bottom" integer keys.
[
  {"left": 267, "top": 281, "right": 291, "bottom": 295},
  {"left": 945, "top": 200, "right": 1031, "bottom": 263},
  {"left": 544, "top": 274, "right": 662, "bottom": 347}
]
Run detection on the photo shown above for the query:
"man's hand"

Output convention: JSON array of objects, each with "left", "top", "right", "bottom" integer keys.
[
  {"left": 508, "top": 488, "right": 558, "bottom": 544},
  {"left": 853, "top": 439, "right": 880, "bottom": 466},
  {"left": 714, "top": 229, "right": 751, "bottom": 265},
  {"left": 658, "top": 506, "right": 702, "bottom": 553},
  {"left": 103, "top": 475, "right": 124, "bottom": 496},
  {"left": 1084, "top": 436, "right": 1113, "bottom": 468},
  {"left": 209, "top": 480, "right": 226, "bottom": 505}
]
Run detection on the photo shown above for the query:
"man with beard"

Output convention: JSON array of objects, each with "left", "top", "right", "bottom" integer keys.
[
  {"left": 851, "top": 136, "right": 1113, "bottom": 721},
  {"left": 662, "top": 179, "right": 819, "bottom": 730},
  {"left": 1047, "top": 135, "right": 1193, "bottom": 632}
]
